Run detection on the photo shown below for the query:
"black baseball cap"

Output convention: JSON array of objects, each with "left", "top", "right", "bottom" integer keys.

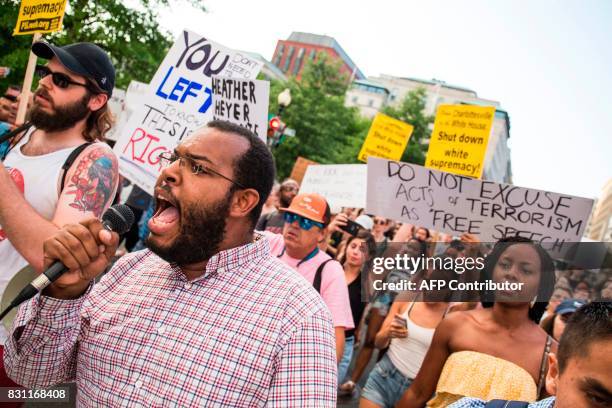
[{"left": 32, "top": 41, "right": 115, "bottom": 96}]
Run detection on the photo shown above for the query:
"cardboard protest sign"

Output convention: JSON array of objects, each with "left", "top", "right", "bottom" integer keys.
[
  {"left": 425, "top": 105, "right": 495, "bottom": 178},
  {"left": 367, "top": 157, "right": 594, "bottom": 245},
  {"left": 112, "top": 30, "right": 263, "bottom": 193},
  {"left": 358, "top": 113, "right": 414, "bottom": 162},
  {"left": 300, "top": 164, "right": 367, "bottom": 209},
  {"left": 211, "top": 76, "right": 269, "bottom": 142},
  {"left": 290, "top": 157, "right": 318, "bottom": 184},
  {"left": 13, "top": 0, "right": 67, "bottom": 35}
]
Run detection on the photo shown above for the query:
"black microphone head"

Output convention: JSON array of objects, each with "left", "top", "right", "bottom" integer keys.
[{"left": 102, "top": 204, "right": 135, "bottom": 235}]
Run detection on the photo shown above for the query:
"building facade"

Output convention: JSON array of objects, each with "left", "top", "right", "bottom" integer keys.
[
  {"left": 345, "top": 75, "right": 512, "bottom": 183},
  {"left": 586, "top": 179, "right": 612, "bottom": 241},
  {"left": 271, "top": 32, "right": 365, "bottom": 81}
]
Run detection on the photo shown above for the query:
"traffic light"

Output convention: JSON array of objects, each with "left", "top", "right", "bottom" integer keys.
[{"left": 268, "top": 116, "right": 281, "bottom": 132}]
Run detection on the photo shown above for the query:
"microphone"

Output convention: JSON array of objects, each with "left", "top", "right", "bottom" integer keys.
[{"left": 0, "top": 204, "right": 135, "bottom": 321}]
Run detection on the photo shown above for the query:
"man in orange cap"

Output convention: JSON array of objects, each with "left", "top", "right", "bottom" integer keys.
[{"left": 262, "top": 192, "right": 354, "bottom": 364}]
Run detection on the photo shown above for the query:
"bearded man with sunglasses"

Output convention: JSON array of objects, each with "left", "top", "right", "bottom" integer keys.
[
  {"left": 262, "top": 193, "right": 354, "bottom": 365},
  {"left": 0, "top": 41, "right": 119, "bottom": 386}
]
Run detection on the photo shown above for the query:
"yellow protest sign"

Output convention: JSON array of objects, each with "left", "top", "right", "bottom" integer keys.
[
  {"left": 425, "top": 105, "right": 495, "bottom": 178},
  {"left": 358, "top": 113, "right": 414, "bottom": 162},
  {"left": 13, "top": 0, "right": 67, "bottom": 35}
]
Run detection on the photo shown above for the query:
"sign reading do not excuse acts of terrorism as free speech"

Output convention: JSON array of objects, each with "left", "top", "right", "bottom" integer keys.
[
  {"left": 113, "top": 30, "right": 264, "bottom": 194},
  {"left": 366, "top": 157, "right": 594, "bottom": 246}
]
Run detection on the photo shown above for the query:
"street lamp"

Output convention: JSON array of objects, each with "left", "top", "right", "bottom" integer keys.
[{"left": 277, "top": 88, "right": 291, "bottom": 116}]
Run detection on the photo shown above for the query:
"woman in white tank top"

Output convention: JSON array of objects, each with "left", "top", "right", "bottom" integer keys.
[{"left": 359, "top": 285, "right": 454, "bottom": 408}]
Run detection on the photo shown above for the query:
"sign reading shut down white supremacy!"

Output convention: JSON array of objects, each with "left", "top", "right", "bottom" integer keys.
[
  {"left": 366, "top": 157, "right": 594, "bottom": 245},
  {"left": 113, "top": 30, "right": 263, "bottom": 194}
]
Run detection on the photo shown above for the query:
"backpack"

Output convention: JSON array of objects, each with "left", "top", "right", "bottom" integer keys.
[{"left": 312, "top": 259, "right": 334, "bottom": 293}]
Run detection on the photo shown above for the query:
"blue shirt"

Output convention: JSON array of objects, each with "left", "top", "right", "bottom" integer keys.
[{"left": 448, "top": 396, "right": 556, "bottom": 408}]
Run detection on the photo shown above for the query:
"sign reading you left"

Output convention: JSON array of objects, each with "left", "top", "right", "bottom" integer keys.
[
  {"left": 113, "top": 30, "right": 263, "bottom": 193},
  {"left": 13, "top": 0, "right": 67, "bottom": 35}
]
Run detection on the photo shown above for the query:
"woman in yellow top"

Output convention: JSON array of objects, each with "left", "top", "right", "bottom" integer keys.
[{"left": 396, "top": 237, "right": 557, "bottom": 408}]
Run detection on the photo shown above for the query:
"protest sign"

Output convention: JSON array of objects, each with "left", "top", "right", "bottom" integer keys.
[
  {"left": 425, "top": 104, "right": 495, "bottom": 178},
  {"left": 358, "top": 113, "right": 414, "bottom": 162},
  {"left": 13, "top": 0, "right": 67, "bottom": 35},
  {"left": 300, "top": 164, "right": 367, "bottom": 209},
  {"left": 290, "top": 157, "right": 318, "bottom": 184},
  {"left": 366, "top": 157, "right": 594, "bottom": 246},
  {"left": 211, "top": 76, "right": 269, "bottom": 142},
  {"left": 112, "top": 30, "right": 263, "bottom": 193}
]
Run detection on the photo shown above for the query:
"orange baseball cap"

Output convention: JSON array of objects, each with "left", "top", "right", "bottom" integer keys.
[{"left": 280, "top": 193, "right": 330, "bottom": 224}]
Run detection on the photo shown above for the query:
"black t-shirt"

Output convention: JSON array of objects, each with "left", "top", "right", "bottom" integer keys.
[
  {"left": 345, "top": 275, "right": 365, "bottom": 338},
  {"left": 255, "top": 210, "right": 285, "bottom": 234}
]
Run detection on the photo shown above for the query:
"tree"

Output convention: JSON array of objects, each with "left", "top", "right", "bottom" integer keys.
[
  {"left": 0, "top": 0, "right": 205, "bottom": 91},
  {"left": 381, "top": 87, "right": 434, "bottom": 165},
  {"left": 268, "top": 54, "right": 370, "bottom": 179}
]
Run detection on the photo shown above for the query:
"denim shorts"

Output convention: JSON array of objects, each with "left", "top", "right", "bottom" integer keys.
[
  {"left": 361, "top": 354, "right": 413, "bottom": 408},
  {"left": 337, "top": 335, "right": 354, "bottom": 384}
]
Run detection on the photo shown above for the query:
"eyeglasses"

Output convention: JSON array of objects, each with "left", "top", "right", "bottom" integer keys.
[
  {"left": 374, "top": 219, "right": 387, "bottom": 225},
  {"left": 158, "top": 151, "right": 246, "bottom": 189},
  {"left": 281, "top": 185, "right": 298, "bottom": 192},
  {"left": 284, "top": 212, "right": 324, "bottom": 231},
  {"left": 35, "top": 65, "right": 97, "bottom": 92}
]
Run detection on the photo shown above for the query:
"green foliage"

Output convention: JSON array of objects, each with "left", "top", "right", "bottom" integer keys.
[
  {"left": 381, "top": 87, "right": 434, "bottom": 165},
  {"left": 0, "top": 0, "right": 205, "bottom": 91},
  {"left": 269, "top": 54, "right": 370, "bottom": 179}
]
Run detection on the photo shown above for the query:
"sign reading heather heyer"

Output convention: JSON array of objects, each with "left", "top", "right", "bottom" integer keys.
[
  {"left": 366, "top": 157, "right": 594, "bottom": 245},
  {"left": 300, "top": 164, "right": 367, "bottom": 209},
  {"left": 425, "top": 105, "right": 495, "bottom": 179},
  {"left": 113, "top": 30, "right": 263, "bottom": 193},
  {"left": 211, "top": 76, "right": 269, "bottom": 142}
]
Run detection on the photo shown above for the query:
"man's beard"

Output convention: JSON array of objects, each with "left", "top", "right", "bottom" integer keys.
[
  {"left": 146, "top": 190, "right": 233, "bottom": 266},
  {"left": 29, "top": 88, "right": 90, "bottom": 132}
]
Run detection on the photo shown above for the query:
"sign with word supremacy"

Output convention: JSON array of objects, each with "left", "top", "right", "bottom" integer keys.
[
  {"left": 211, "top": 76, "right": 269, "bottom": 142},
  {"left": 358, "top": 113, "right": 414, "bottom": 162},
  {"left": 113, "top": 30, "right": 263, "bottom": 193},
  {"left": 366, "top": 157, "right": 594, "bottom": 245},
  {"left": 425, "top": 105, "right": 495, "bottom": 178},
  {"left": 300, "top": 164, "right": 367, "bottom": 209},
  {"left": 13, "top": 0, "right": 67, "bottom": 35}
]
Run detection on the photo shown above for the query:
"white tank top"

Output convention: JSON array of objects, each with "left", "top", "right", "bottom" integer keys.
[
  {"left": 387, "top": 302, "right": 443, "bottom": 379},
  {"left": 0, "top": 128, "right": 76, "bottom": 343}
]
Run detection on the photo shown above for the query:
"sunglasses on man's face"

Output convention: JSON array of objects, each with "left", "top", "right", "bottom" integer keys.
[
  {"left": 2, "top": 94, "right": 17, "bottom": 102},
  {"left": 283, "top": 212, "right": 324, "bottom": 231},
  {"left": 35, "top": 65, "right": 96, "bottom": 92}
]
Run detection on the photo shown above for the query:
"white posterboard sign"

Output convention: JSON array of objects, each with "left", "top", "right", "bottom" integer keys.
[
  {"left": 366, "top": 157, "right": 594, "bottom": 245},
  {"left": 112, "top": 30, "right": 263, "bottom": 193},
  {"left": 211, "top": 76, "right": 269, "bottom": 143},
  {"left": 300, "top": 164, "right": 367, "bottom": 209}
]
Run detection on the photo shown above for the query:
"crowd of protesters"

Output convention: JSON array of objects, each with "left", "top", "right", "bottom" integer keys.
[{"left": 0, "top": 41, "right": 610, "bottom": 408}]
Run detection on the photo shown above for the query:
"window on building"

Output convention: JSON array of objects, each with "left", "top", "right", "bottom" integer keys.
[
  {"left": 309, "top": 49, "right": 317, "bottom": 61},
  {"left": 273, "top": 44, "right": 284, "bottom": 66},
  {"left": 293, "top": 48, "right": 305, "bottom": 76},
  {"left": 352, "top": 96, "right": 358, "bottom": 103},
  {"left": 368, "top": 99, "right": 374, "bottom": 107},
  {"left": 283, "top": 46, "right": 294, "bottom": 73}
]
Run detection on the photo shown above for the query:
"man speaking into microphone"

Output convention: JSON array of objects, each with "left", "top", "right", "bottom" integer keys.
[
  {"left": 0, "top": 41, "right": 119, "bottom": 387},
  {"left": 4, "top": 121, "right": 338, "bottom": 407}
]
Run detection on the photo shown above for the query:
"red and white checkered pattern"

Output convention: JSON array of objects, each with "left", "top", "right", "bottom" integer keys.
[{"left": 4, "top": 236, "right": 337, "bottom": 407}]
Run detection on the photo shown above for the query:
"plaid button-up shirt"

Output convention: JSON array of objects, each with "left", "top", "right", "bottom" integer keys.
[{"left": 4, "top": 235, "right": 337, "bottom": 407}]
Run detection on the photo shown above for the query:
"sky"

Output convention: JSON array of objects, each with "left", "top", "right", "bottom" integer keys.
[{"left": 159, "top": 0, "right": 611, "bottom": 200}]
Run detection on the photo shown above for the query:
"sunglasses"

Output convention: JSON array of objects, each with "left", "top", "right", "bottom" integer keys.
[
  {"left": 35, "top": 65, "right": 97, "bottom": 92},
  {"left": 2, "top": 94, "right": 17, "bottom": 102},
  {"left": 284, "top": 212, "right": 324, "bottom": 231},
  {"left": 374, "top": 219, "right": 387, "bottom": 225}
]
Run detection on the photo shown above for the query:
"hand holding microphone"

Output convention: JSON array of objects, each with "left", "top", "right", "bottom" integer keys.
[
  {"left": 42, "top": 205, "right": 133, "bottom": 299},
  {"left": 0, "top": 205, "right": 134, "bottom": 320}
]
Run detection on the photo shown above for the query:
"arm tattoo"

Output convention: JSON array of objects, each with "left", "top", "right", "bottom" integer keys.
[{"left": 64, "top": 148, "right": 118, "bottom": 217}]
